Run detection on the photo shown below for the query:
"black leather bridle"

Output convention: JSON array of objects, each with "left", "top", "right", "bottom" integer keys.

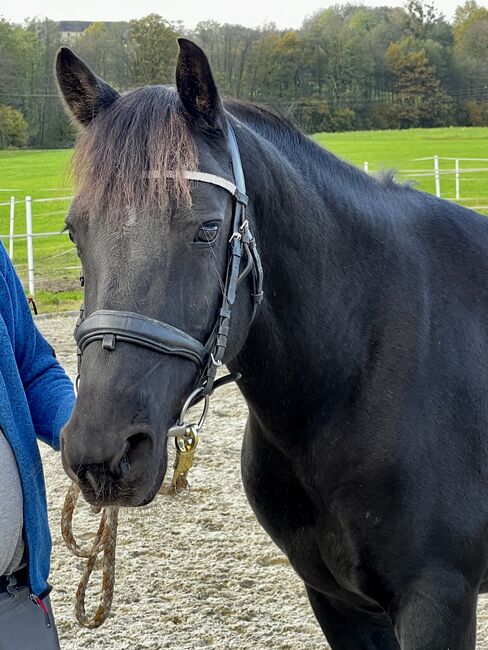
[{"left": 74, "top": 123, "right": 263, "bottom": 436}]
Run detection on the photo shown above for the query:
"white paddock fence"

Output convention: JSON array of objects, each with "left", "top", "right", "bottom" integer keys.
[
  {"left": 2, "top": 156, "right": 488, "bottom": 297},
  {"left": 0, "top": 195, "right": 75, "bottom": 296},
  {"left": 363, "top": 156, "right": 488, "bottom": 203}
]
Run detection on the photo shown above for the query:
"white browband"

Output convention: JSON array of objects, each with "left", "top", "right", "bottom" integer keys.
[{"left": 147, "top": 169, "right": 239, "bottom": 197}]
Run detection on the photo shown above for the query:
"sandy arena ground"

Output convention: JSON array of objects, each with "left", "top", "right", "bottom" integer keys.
[{"left": 37, "top": 314, "right": 488, "bottom": 649}]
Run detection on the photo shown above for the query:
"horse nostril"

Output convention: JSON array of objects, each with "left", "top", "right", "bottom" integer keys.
[
  {"left": 116, "top": 431, "right": 153, "bottom": 479},
  {"left": 118, "top": 457, "right": 130, "bottom": 480}
]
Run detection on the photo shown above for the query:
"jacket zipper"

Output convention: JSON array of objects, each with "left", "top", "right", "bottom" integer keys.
[{"left": 29, "top": 593, "right": 52, "bottom": 628}]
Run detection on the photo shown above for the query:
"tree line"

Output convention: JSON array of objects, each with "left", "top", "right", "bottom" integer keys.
[{"left": 1, "top": 0, "right": 488, "bottom": 148}]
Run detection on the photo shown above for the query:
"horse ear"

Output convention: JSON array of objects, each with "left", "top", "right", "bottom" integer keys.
[
  {"left": 55, "top": 47, "right": 119, "bottom": 126},
  {"left": 176, "top": 38, "right": 223, "bottom": 130}
]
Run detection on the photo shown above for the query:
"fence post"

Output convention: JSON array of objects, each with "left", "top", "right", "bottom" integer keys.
[
  {"left": 364, "top": 161, "right": 369, "bottom": 173},
  {"left": 9, "top": 196, "right": 14, "bottom": 260},
  {"left": 25, "top": 196, "right": 35, "bottom": 297},
  {"left": 455, "top": 159, "right": 460, "bottom": 201},
  {"left": 434, "top": 155, "right": 441, "bottom": 198}
]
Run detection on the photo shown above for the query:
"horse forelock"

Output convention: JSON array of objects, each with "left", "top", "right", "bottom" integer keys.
[{"left": 71, "top": 85, "right": 198, "bottom": 221}]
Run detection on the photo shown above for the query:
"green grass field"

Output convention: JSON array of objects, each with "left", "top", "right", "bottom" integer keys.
[
  {"left": 313, "top": 126, "right": 488, "bottom": 206},
  {"left": 0, "top": 149, "right": 76, "bottom": 310},
  {"left": 1, "top": 126, "right": 488, "bottom": 312}
]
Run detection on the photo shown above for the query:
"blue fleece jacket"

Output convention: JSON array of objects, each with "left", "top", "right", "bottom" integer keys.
[{"left": 0, "top": 242, "right": 75, "bottom": 597}]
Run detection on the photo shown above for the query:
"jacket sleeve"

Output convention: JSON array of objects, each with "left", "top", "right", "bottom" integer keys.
[{"left": 4, "top": 248, "right": 75, "bottom": 450}]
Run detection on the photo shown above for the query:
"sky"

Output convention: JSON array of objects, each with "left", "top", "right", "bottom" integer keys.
[{"left": 1, "top": 0, "right": 485, "bottom": 27}]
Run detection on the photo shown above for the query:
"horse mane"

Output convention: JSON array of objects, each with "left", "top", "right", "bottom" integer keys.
[
  {"left": 227, "top": 100, "right": 420, "bottom": 191},
  {"left": 71, "top": 85, "right": 198, "bottom": 219},
  {"left": 225, "top": 99, "right": 313, "bottom": 152}
]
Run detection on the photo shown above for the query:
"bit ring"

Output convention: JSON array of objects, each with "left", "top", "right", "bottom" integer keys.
[{"left": 167, "top": 387, "right": 210, "bottom": 437}]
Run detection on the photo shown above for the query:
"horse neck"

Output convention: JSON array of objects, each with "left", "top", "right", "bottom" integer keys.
[{"left": 231, "top": 119, "right": 383, "bottom": 432}]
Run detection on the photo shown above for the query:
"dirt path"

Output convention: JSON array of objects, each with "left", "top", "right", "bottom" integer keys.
[{"left": 37, "top": 315, "right": 488, "bottom": 649}]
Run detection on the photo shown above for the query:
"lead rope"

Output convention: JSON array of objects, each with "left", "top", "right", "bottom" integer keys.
[
  {"left": 60, "top": 449, "right": 195, "bottom": 627},
  {"left": 60, "top": 432, "right": 199, "bottom": 627},
  {"left": 61, "top": 482, "right": 119, "bottom": 628}
]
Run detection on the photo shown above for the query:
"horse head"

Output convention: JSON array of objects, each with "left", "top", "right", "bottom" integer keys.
[{"left": 56, "top": 40, "right": 260, "bottom": 506}]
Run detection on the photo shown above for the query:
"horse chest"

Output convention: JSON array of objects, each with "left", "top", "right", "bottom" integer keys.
[{"left": 241, "top": 419, "right": 374, "bottom": 604}]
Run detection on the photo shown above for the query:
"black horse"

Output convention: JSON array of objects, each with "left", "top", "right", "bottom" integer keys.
[{"left": 57, "top": 40, "right": 488, "bottom": 648}]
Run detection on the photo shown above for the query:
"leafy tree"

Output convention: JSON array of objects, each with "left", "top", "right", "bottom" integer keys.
[
  {"left": 452, "top": 1, "right": 488, "bottom": 104},
  {"left": 454, "top": 0, "right": 488, "bottom": 61},
  {"left": 387, "top": 42, "right": 452, "bottom": 127},
  {"left": 129, "top": 14, "right": 178, "bottom": 85},
  {"left": 404, "top": 0, "right": 446, "bottom": 40},
  {"left": 0, "top": 104, "right": 28, "bottom": 147},
  {"left": 24, "top": 19, "right": 67, "bottom": 147},
  {"left": 75, "top": 22, "right": 130, "bottom": 90},
  {"left": 241, "top": 29, "right": 281, "bottom": 100}
]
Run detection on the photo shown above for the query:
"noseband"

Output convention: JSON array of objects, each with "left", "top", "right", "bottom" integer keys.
[{"left": 74, "top": 123, "right": 263, "bottom": 440}]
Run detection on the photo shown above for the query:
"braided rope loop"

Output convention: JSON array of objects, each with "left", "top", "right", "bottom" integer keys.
[{"left": 61, "top": 482, "right": 119, "bottom": 628}]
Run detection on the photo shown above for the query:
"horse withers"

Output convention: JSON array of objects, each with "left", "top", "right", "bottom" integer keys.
[{"left": 57, "top": 40, "right": 488, "bottom": 649}]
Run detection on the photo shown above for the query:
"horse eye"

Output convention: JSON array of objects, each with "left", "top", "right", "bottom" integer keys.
[
  {"left": 194, "top": 222, "right": 220, "bottom": 244},
  {"left": 68, "top": 231, "right": 82, "bottom": 258}
]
